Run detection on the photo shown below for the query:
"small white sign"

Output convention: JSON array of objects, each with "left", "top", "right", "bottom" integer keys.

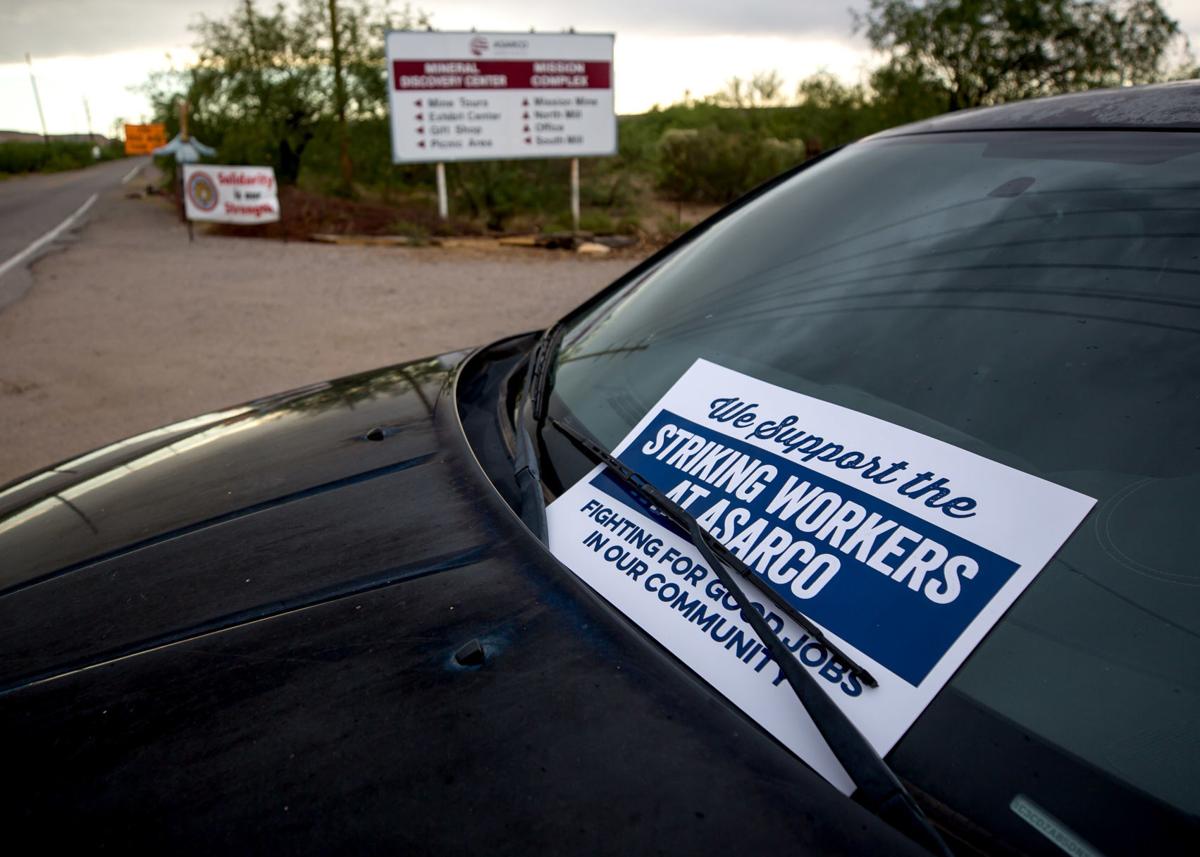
[
  {"left": 385, "top": 30, "right": 616, "bottom": 163},
  {"left": 182, "top": 164, "right": 280, "bottom": 224},
  {"left": 547, "top": 359, "right": 1095, "bottom": 793}
]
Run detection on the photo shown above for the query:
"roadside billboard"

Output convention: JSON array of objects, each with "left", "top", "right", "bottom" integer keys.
[
  {"left": 385, "top": 31, "right": 616, "bottom": 163},
  {"left": 182, "top": 165, "right": 280, "bottom": 224},
  {"left": 124, "top": 123, "right": 168, "bottom": 155}
]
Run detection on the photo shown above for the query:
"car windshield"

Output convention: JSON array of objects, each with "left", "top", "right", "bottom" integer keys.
[{"left": 546, "top": 130, "right": 1200, "bottom": 852}]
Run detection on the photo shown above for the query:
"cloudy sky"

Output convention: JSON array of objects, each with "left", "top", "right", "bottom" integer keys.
[{"left": 2, "top": 0, "right": 1198, "bottom": 135}]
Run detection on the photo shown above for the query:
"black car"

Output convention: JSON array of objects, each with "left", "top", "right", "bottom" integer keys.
[{"left": 2, "top": 82, "right": 1197, "bottom": 855}]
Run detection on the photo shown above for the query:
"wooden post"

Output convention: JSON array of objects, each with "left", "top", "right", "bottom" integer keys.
[
  {"left": 177, "top": 99, "right": 189, "bottom": 224},
  {"left": 178, "top": 170, "right": 188, "bottom": 225}
]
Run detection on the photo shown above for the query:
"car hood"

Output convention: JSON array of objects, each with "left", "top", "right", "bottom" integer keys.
[
  {"left": 0, "top": 351, "right": 473, "bottom": 682},
  {"left": 0, "top": 348, "right": 926, "bottom": 855}
]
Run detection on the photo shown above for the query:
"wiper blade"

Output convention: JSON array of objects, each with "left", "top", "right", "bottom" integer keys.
[
  {"left": 509, "top": 323, "right": 567, "bottom": 543},
  {"left": 507, "top": 337, "right": 554, "bottom": 542},
  {"left": 529, "top": 321, "right": 566, "bottom": 426},
  {"left": 549, "top": 417, "right": 953, "bottom": 857},
  {"left": 551, "top": 417, "right": 875, "bottom": 688},
  {"left": 511, "top": 395, "right": 547, "bottom": 542}
]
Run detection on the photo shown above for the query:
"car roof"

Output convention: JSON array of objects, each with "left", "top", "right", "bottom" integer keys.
[{"left": 871, "top": 80, "right": 1200, "bottom": 138}]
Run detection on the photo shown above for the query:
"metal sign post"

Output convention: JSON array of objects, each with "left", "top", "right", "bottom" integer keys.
[
  {"left": 435, "top": 162, "right": 449, "bottom": 220},
  {"left": 570, "top": 157, "right": 580, "bottom": 233}
]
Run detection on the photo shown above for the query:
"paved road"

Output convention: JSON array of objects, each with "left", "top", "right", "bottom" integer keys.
[{"left": 0, "top": 157, "right": 147, "bottom": 307}]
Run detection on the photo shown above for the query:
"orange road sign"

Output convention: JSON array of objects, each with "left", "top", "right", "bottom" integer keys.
[{"left": 124, "top": 123, "right": 168, "bottom": 155}]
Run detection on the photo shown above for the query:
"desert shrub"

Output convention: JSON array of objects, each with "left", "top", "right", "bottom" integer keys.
[
  {"left": 656, "top": 127, "right": 805, "bottom": 203},
  {"left": 0, "top": 140, "right": 122, "bottom": 175},
  {"left": 577, "top": 210, "right": 615, "bottom": 234},
  {"left": 448, "top": 159, "right": 579, "bottom": 232}
]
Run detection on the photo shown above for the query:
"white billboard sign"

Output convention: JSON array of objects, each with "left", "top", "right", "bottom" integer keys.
[
  {"left": 385, "top": 31, "right": 616, "bottom": 163},
  {"left": 182, "top": 165, "right": 280, "bottom": 224}
]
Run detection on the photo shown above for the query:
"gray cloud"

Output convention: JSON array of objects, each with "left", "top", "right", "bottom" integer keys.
[
  {"left": 0, "top": 0, "right": 232, "bottom": 62},
  {"left": 3, "top": 0, "right": 1197, "bottom": 66},
  {"left": 432, "top": 0, "right": 866, "bottom": 38},
  {"left": 0, "top": 0, "right": 869, "bottom": 64}
]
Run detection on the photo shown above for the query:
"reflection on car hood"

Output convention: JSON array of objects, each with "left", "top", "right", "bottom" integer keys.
[
  {"left": 0, "top": 352, "right": 471, "bottom": 683},
  {"left": 0, "top": 349, "right": 927, "bottom": 855}
]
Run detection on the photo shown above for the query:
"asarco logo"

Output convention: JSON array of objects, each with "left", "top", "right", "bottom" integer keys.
[
  {"left": 469, "top": 35, "right": 488, "bottom": 56},
  {"left": 186, "top": 170, "right": 219, "bottom": 212}
]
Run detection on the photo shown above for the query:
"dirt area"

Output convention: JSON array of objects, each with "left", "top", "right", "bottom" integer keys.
[
  {"left": 158, "top": 175, "right": 717, "bottom": 245},
  {"left": 203, "top": 184, "right": 457, "bottom": 242},
  {"left": 0, "top": 171, "right": 643, "bottom": 484}
]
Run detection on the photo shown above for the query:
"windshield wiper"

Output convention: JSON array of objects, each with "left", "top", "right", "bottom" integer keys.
[
  {"left": 511, "top": 393, "right": 547, "bottom": 542},
  {"left": 520, "top": 322, "right": 947, "bottom": 849},
  {"left": 507, "top": 319, "right": 568, "bottom": 543},
  {"left": 510, "top": 319, "right": 575, "bottom": 540},
  {"left": 525, "top": 325, "right": 876, "bottom": 689},
  {"left": 551, "top": 416, "right": 876, "bottom": 688},
  {"left": 529, "top": 320, "right": 565, "bottom": 426},
  {"left": 549, "top": 416, "right": 954, "bottom": 857}
]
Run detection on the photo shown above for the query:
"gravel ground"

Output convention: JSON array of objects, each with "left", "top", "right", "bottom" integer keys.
[{"left": 0, "top": 174, "right": 641, "bottom": 484}]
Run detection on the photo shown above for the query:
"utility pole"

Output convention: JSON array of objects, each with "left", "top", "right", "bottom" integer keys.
[
  {"left": 25, "top": 53, "right": 49, "bottom": 145},
  {"left": 327, "top": 0, "right": 353, "bottom": 195},
  {"left": 82, "top": 97, "right": 94, "bottom": 142}
]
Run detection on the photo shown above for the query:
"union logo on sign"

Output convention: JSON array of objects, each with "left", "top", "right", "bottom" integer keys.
[
  {"left": 187, "top": 171, "right": 219, "bottom": 212},
  {"left": 469, "top": 35, "right": 488, "bottom": 56}
]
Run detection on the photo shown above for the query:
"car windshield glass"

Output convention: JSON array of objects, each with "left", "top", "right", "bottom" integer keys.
[{"left": 547, "top": 130, "right": 1200, "bottom": 849}]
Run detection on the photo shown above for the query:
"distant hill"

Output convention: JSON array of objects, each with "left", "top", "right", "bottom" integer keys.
[{"left": 0, "top": 130, "right": 113, "bottom": 145}]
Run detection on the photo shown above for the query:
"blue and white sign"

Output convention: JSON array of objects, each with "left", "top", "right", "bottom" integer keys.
[{"left": 547, "top": 359, "right": 1095, "bottom": 793}]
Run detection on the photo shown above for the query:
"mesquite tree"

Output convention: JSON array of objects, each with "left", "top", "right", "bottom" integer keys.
[{"left": 857, "top": 0, "right": 1189, "bottom": 111}]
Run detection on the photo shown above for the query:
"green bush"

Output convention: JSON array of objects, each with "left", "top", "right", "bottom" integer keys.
[
  {"left": 0, "top": 140, "right": 122, "bottom": 175},
  {"left": 655, "top": 127, "right": 805, "bottom": 203},
  {"left": 299, "top": 118, "right": 436, "bottom": 198},
  {"left": 578, "top": 210, "right": 615, "bottom": 234},
  {"left": 447, "top": 159, "right": 576, "bottom": 232}
]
